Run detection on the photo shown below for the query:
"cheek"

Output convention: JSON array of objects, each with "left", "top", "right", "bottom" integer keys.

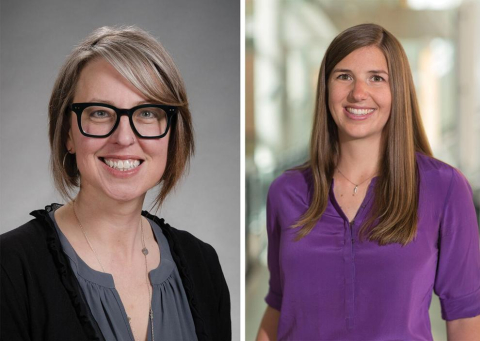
[
  {"left": 74, "top": 139, "right": 103, "bottom": 172},
  {"left": 327, "top": 83, "right": 344, "bottom": 110},
  {"left": 70, "top": 124, "right": 104, "bottom": 165},
  {"left": 152, "top": 148, "right": 169, "bottom": 184},
  {"left": 380, "top": 90, "right": 392, "bottom": 116},
  {"left": 327, "top": 88, "right": 342, "bottom": 125},
  {"left": 156, "top": 147, "right": 168, "bottom": 168},
  {"left": 145, "top": 139, "right": 169, "bottom": 172}
]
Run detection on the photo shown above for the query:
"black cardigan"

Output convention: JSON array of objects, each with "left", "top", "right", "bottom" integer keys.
[{"left": 1, "top": 204, "right": 231, "bottom": 340}]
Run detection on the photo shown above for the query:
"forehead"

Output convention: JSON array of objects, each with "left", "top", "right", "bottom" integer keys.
[
  {"left": 74, "top": 57, "right": 148, "bottom": 106},
  {"left": 334, "top": 46, "right": 388, "bottom": 71}
]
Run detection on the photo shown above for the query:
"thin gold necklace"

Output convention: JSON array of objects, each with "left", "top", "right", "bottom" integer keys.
[
  {"left": 72, "top": 201, "right": 154, "bottom": 341},
  {"left": 336, "top": 168, "right": 376, "bottom": 196}
]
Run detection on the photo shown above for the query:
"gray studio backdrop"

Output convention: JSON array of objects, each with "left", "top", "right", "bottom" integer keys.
[{"left": 0, "top": 0, "right": 240, "bottom": 338}]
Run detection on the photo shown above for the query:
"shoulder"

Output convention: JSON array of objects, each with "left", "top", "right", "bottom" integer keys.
[
  {"left": 416, "top": 152, "right": 470, "bottom": 189},
  {"left": 1, "top": 218, "right": 48, "bottom": 256},
  {"left": 1, "top": 210, "right": 54, "bottom": 285},
  {"left": 415, "top": 152, "right": 474, "bottom": 205},
  {"left": 1, "top": 205, "right": 61, "bottom": 267},
  {"left": 171, "top": 226, "right": 219, "bottom": 260},
  {"left": 268, "top": 167, "right": 312, "bottom": 204},
  {"left": 416, "top": 152, "right": 462, "bottom": 184}
]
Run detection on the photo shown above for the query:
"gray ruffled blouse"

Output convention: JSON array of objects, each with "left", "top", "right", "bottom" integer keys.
[{"left": 50, "top": 211, "right": 198, "bottom": 341}]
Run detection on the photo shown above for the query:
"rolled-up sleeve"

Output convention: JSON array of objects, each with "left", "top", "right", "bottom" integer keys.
[
  {"left": 434, "top": 168, "right": 480, "bottom": 321},
  {"left": 264, "top": 181, "right": 283, "bottom": 311}
]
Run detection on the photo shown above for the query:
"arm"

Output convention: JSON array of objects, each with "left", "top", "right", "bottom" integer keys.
[
  {"left": 258, "top": 178, "right": 285, "bottom": 341},
  {"left": 447, "top": 315, "right": 480, "bottom": 340},
  {"left": 214, "top": 249, "right": 232, "bottom": 340},
  {"left": 434, "top": 169, "right": 480, "bottom": 324},
  {"left": 1, "top": 265, "right": 30, "bottom": 340},
  {"left": 256, "top": 306, "right": 280, "bottom": 341}
]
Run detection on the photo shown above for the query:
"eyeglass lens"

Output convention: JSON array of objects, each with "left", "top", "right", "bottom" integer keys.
[{"left": 80, "top": 105, "right": 168, "bottom": 137}]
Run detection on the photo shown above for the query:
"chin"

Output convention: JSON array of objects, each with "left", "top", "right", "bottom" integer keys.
[
  {"left": 341, "top": 128, "right": 380, "bottom": 141},
  {"left": 103, "top": 187, "right": 147, "bottom": 203}
]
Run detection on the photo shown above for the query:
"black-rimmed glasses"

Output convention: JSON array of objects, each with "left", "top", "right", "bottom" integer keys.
[{"left": 70, "top": 102, "right": 177, "bottom": 139}]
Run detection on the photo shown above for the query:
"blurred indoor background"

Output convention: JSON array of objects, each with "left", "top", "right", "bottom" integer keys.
[{"left": 245, "top": 0, "right": 480, "bottom": 339}]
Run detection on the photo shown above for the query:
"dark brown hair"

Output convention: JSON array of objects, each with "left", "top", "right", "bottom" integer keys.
[
  {"left": 49, "top": 26, "right": 194, "bottom": 208},
  {"left": 294, "top": 23, "right": 432, "bottom": 246}
]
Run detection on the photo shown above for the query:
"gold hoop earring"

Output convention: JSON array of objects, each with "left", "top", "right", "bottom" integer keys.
[{"left": 62, "top": 153, "right": 68, "bottom": 169}]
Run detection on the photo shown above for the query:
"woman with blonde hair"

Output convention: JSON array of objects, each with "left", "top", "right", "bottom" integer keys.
[
  {"left": 1, "top": 26, "right": 230, "bottom": 340},
  {"left": 257, "top": 23, "right": 480, "bottom": 340}
]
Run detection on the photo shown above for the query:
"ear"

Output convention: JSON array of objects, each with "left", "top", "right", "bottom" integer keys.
[{"left": 66, "top": 128, "right": 75, "bottom": 154}]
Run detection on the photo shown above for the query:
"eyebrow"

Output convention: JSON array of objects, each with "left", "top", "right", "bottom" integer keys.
[
  {"left": 87, "top": 98, "right": 153, "bottom": 106},
  {"left": 332, "top": 68, "right": 389, "bottom": 75}
]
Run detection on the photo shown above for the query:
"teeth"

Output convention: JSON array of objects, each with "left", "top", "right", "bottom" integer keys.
[
  {"left": 346, "top": 107, "right": 374, "bottom": 115},
  {"left": 103, "top": 158, "right": 141, "bottom": 171}
]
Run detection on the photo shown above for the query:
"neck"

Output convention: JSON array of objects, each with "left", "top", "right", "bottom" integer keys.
[
  {"left": 71, "top": 186, "right": 146, "bottom": 260},
  {"left": 336, "top": 134, "right": 383, "bottom": 182}
]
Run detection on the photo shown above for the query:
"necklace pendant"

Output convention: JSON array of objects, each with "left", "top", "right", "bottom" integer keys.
[
  {"left": 353, "top": 186, "right": 358, "bottom": 195},
  {"left": 142, "top": 247, "right": 149, "bottom": 256}
]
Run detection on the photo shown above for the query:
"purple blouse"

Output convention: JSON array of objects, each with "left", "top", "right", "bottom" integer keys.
[{"left": 265, "top": 153, "right": 480, "bottom": 340}]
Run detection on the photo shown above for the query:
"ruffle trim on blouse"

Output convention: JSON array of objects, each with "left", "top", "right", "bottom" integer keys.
[
  {"left": 54, "top": 213, "right": 176, "bottom": 289},
  {"left": 30, "top": 204, "right": 105, "bottom": 341},
  {"left": 30, "top": 204, "right": 208, "bottom": 341},
  {"left": 142, "top": 211, "right": 209, "bottom": 341}
]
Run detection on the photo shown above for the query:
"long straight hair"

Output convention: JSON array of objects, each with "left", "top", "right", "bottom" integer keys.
[{"left": 294, "top": 24, "right": 432, "bottom": 246}]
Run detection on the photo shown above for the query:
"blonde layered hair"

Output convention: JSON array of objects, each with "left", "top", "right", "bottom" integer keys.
[
  {"left": 294, "top": 23, "right": 432, "bottom": 246},
  {"left": 49, "top": 26, "right": 194, "bottom": 208}
]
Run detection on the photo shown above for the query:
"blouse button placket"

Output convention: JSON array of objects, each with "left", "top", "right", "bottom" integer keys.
[{"left": 344, "top": 219, "right": 356, "bottom": 330}]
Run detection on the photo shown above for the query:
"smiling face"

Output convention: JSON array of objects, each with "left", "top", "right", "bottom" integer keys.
[
  {"left": 67, "top": 58, "right": 169, "bottom": 203},
  {"left": 328, "top": 46, "right": 392, "bottom": 143}
]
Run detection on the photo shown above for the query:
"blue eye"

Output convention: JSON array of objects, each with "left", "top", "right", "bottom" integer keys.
[
  {"left": 91, "top": 110, "right": 110, "bottom": 118},
  {"left": 139, "top": 111, "right": 155, "bottom": 118},
  {"left": 133, "top": 108, "right": 167, "bottom": 124}
]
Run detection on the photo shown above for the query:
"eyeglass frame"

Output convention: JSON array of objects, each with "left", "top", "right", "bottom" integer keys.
[{"left": 70, "top": 102, "right": 178, "bottom": 139}]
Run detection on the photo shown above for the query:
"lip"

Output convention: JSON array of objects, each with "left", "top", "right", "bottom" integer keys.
[
  {"left": 98, "top": 155, "right": 144, "bottom": 178},
  {"left": 100, "top": 155, "right": 145, "bottom": 161},
  {"left": 343, "top": 106, "right": 375, "bottom": 121}
]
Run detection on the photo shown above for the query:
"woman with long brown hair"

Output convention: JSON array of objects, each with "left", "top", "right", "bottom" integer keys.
[{"left": 257, "top": 23, "right": 480, "bottom": 340}]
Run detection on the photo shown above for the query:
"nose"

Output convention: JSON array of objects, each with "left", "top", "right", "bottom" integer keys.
[
  {"left": 111, "top": 116, "right": 136, "bottom": 146},
  {"left": 349, "top": 80, "right": 368, "bottom": 102}
]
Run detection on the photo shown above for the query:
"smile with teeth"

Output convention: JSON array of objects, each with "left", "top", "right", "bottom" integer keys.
[
  {"left": 346, "top": 107, "right": 375, "bottom": 116},
  {"left": 102, "top": 158, "right": 141, "bottom": 171}
]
